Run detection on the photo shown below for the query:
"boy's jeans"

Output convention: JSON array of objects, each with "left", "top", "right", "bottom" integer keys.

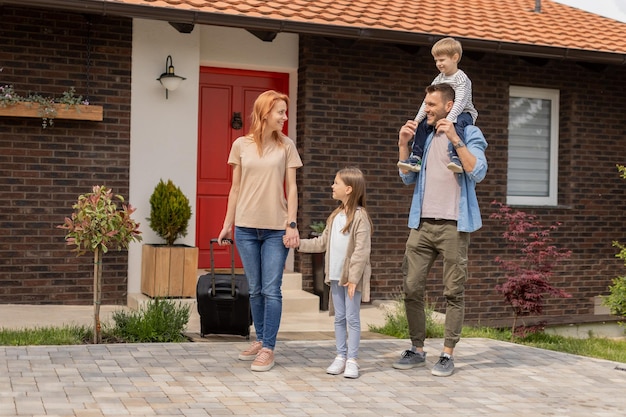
[{"left": 411, "top": 112, "right": 474, "bottom": 160}]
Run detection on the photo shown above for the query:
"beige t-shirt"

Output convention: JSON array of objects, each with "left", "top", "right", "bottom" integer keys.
[
  {"left": 228, "top": 135, "right": 303, "bottom": 229},
  {"left": 421, "top": 132, "right": 460, "bottom": 220}
]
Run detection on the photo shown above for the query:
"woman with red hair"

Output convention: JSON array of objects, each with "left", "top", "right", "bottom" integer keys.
[{"left": 218, "top": 90, "right": 302, "bottom": 372}]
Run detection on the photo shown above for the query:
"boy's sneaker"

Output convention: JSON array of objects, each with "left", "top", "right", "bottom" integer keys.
[
  {"left": 447, "top": 156, "right": 463, "bottom": 173},
  {"left": 392, "top": 349, "right": 426, "bottom": 370},
  {"left": 397, "top": 158, "right": 421, "bottom": 172},
  {"left": 343, "top": 358, "right": 359, "bottom": 379},
  {"left": 238, "top": 341, "right": 262, "bottom": 361},
  {"left": 326, "top": 356, "right": 346, "bottom": 375},
  {"left": 251, "top": 348, "right": 275, "bottom": 372},
  {"left": 431, "top": 353, "right": 454, "bottom": 377}
]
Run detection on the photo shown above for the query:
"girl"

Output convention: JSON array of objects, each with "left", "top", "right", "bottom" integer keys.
[
  {"left": 218, "top": 90, "right": 303, "bottom": 372},
  {"left": 297, "top": 167, "right": 372, "bottom": 378}
]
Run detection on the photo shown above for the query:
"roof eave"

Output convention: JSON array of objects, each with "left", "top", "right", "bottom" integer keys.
[{"left": 2, "top": 0, "right": 625, "bottom": 65}]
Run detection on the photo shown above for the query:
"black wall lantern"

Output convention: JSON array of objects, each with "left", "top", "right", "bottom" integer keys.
[{"left": 157, "top": 55, "right": 186, "bottom": 99}]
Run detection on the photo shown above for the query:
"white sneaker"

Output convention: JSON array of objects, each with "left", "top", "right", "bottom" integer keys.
[
  {"left": 343, "top": 358, "right": 359, "bottom": 379},
  {"left": 397, "top": 160, "right": 421, "bottom": 172},
  {"left": 446, "top": 161, "right": 463, "bottom": 173},
  {"left": 326, "top": 356, "right": 346, "bottom": 375}
]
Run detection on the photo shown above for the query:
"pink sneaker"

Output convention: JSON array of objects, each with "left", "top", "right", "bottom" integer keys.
[
  {"left": 238, "top": 341, "right": 262, "bottom": 361},
  {"left": 251, "top": 348, "right": 275, "bottom": 372}
]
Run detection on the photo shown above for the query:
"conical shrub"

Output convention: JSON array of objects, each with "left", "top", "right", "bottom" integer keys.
[{"left": 147, "top": 179, "right": 191, "bottom": 246}]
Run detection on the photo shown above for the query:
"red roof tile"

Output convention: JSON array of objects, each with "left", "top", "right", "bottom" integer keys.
[
  {"left": 58, "top": 1, "right": 626, "bottom": 55},
  {"left": 118, "top": 0, "right": 626, "bottom": 54}
]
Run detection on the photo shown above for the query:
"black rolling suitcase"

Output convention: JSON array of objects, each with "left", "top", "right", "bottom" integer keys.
[{"left": 196, "top": 238, "right": 252, "bottom": 338}]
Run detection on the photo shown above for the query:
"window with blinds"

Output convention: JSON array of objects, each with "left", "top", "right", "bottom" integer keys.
[{"left": 507, "top": 86, "right": 559, "bottom": 206}]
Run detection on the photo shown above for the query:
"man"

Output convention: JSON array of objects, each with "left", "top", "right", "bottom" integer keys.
[{"left": 393, "top": 83, "right": 488, "bottom": 377}]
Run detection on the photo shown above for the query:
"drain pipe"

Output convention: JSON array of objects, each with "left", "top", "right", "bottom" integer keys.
[{"left": 535, "top": 0, "right": 541, "bottom": 13}]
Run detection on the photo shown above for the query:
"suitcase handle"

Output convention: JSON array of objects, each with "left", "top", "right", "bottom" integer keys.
[{"left": 209, "top": 238, "right": 236, "bottom": 297}]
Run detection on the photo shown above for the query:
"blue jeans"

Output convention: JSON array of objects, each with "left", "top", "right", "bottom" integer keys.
[
  {"left": 330, "top": 280, "right": 362, "bottom": 360},
  {"left": 411, "top": 112, "right": 473, "bottom": 161},
  {"left": 235, "top": 227, "right": 289, "bottom": 350}
]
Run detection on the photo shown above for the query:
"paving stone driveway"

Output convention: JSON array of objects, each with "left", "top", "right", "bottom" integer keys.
[{"left": 1, "top": 337, "right": 625, "bottom": 416}]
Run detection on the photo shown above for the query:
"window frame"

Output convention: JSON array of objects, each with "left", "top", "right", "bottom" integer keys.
[{"left": 506, "top": 86, "right": 560, "bottom": 206}]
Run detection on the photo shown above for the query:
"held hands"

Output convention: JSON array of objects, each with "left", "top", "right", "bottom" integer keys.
[
  {"left": 399, "top": 119, "right": 460, "bottom": 146},
  {"left": 282, "top": 227, "right": 300, "bottom": 249},
  {"left": 435, "top": 119, "right": 460, "bottom": 144}
]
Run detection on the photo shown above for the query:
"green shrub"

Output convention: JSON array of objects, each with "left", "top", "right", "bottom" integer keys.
[
  {"left": 604, "top": 273, "right": 626, "bottom": 321},
  {"left": 0, "top": 325, "right": 91, "bottom": 346},
  {"left": 604, "top": 165, "right": 626, "bottom": 325},
  {"left": 147, "top": 179, "right": 192, "bottom": 246},
  {"left": 110, "top": 298, "right": 190, "bottom": 343}
]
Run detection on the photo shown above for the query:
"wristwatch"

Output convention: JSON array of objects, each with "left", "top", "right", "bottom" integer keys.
[
  {"left": 454, "top": 141, "right": 465, "bottom": 149},
  {"left": 288, "top": 221, "right": 297, "bottom": 229}
]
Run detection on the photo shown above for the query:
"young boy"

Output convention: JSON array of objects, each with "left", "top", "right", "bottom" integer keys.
[{"left": 397, "top": 37, "right": 478, "bottom": 173}]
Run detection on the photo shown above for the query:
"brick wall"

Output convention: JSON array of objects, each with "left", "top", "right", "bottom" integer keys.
[
  {"left": 296, "top": 35, "right": 626, "bottom": 326},
  {"left": 2, "top": 7, "right": 625, "bottom": 325},
  {"left": 0, "top": 7, "right": 132, "bottom": 304}
]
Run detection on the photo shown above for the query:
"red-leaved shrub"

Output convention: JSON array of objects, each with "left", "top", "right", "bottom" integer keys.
[{"left": 490, "top": 201, "right": 572, "bottom": 338}]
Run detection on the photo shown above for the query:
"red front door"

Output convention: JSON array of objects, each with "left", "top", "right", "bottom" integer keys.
[{"left": 196, "top": 67, "right": 289, "bottom": 268}]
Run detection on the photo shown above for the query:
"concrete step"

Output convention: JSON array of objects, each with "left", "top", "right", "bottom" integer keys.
[
  {"left": 281, "top": 289, "right": 320, "bottom": 314},
  {"left": 129, "top": 290, "right": 319, "bottom": 313},
  {"left": 281, "top": 271, "right": 304, "bottom": 291},
  {"left": 197, "top": 270, "right": 304, "bottom": 291},
  {"left": 130, "top": 272, "right": 320, "bottom": 316}
]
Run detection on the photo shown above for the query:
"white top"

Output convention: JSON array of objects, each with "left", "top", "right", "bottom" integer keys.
[{"left": 328, "top": 212, "right": 349, "bottom": 281}]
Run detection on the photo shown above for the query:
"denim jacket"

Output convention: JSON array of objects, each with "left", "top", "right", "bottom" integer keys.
[{"left": 400, "top": 125, "right": 488, "bottom": 232}]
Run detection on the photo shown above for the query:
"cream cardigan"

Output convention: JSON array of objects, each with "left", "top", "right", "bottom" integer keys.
[{"left": 298, "top": 207, "right": 372, "bottom": 304}]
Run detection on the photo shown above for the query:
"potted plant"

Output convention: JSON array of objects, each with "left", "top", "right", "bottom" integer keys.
[
  {"left": 309, "top": 221, "right": 326, "bottom": 237},
  {"left": 309, "top": 221, "right": 329, "bottom": 311},
  {"left": 141, "top": 179, "right": 198, "bottom": 298},
  {"left": 58, "top": 185, "right": 142, "bottom": 343},
  {"left": 0, "top": 85, "right": 103, "bottom": 127}
]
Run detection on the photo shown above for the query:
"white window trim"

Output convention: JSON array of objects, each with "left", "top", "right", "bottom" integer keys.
[{"left": 507, "top": 86, "right": 560, "bottom": 206}]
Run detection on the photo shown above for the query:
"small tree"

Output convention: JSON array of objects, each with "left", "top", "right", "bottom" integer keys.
[
  {"left": 490, "top": 201, "right": 572, "bottom": 338},
  {"left": 147, "top": 179, "right": 191, "bottom": 246},
  {"left": 604, "top": 165, "right": 626, "bottom": 324},
  {"left": 58, "top": 186, "right": 142, "bottom": 343}
]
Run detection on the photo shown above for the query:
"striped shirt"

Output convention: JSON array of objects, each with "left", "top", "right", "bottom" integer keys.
[{"left": 414, "top": 69, "right": 478, "bottom": 124}]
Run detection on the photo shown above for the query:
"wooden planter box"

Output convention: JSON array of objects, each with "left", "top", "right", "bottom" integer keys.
[
  {"left": 141, "top": 244, "right": 199, "bottom": 298},
  {"left": 0, "top": 102, "right": 103, "bottom": 121}
]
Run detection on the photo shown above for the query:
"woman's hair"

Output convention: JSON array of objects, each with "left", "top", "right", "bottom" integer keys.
[
  {"left": 330, "top": 167, "right": 373, "bottom": 234},
  {"left": 248, "top": 90, "right": 290, "bottom": 155},
  {"left": 431, "top": 37, "right": 463, "bottom": 62}
]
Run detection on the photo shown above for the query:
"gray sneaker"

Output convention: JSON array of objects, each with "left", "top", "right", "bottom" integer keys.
[
  {"left": 392, "top": 349, "right": 426, "bottom": 370},
  {"left": 431, "top": 353, "right": 454, "bottom": 377}
]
